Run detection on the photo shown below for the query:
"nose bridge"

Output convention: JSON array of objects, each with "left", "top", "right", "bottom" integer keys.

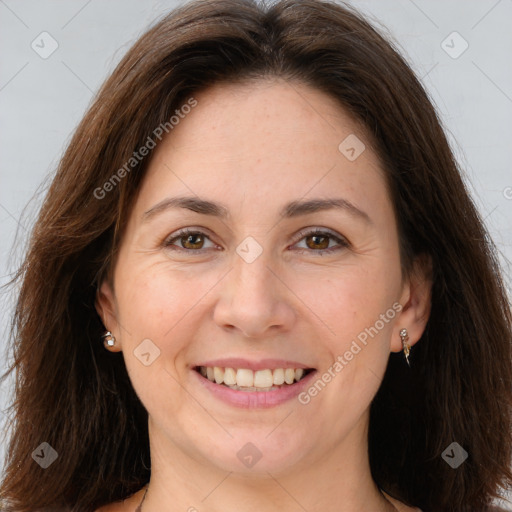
[
  {"left": 213, "top": 240, "right": 294, "bottom": 337},
  {"left": 232, "top": 244, "right": 277, "bottom": 311},
  {"left": 233, "top": 233, "right": 274, "bottom": 295}
]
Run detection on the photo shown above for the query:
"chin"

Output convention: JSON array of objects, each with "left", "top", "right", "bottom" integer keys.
[{"left": 192, "top": 429, "right": 312, "bottom": 477}]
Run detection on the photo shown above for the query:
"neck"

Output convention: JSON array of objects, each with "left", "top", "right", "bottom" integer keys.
[{"left": 139, "top": 413, "right": 398, "bottom": 512}]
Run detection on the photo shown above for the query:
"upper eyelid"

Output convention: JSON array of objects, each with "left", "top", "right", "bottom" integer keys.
[{"left": 293, "top": 227, "right": 347, "bottom": 243}]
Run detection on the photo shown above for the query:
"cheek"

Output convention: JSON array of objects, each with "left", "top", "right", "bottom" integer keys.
[
  {"left": 114, "top": 267, "right": 197, "bottom": 409},
  {"left": 118, "top": 276, "right": 172, "bottom": 336},
  {"left": 298, "top": 268, "right": 401, "bottom": 406},
  {"left": 305, "top": 267, "right": 398, "bottom": 427},
  {"left": 115, "top": 262, "right": 198, "bottom": 338},
  {"left": 295, "top": 262, "right": 399, "bottom": 345},
  {"left": 113, "top": 261, "right": 226, "bottom": 380}
]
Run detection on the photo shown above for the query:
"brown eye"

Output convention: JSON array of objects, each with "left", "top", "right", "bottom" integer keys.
[
  {"left": 164, "top": 229, "right": 216, "bottom": 252},
  {"left": 293, "top": 229, "right": 350, "bottom": 255},
  {"left": 181, "top": 233, "right": 205, "bottom": 250},
  {"left": 305, "top": 234, "right": 330, "bottom": 250}
]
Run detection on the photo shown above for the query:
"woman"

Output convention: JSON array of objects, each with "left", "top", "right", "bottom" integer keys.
[{"left": 0, "top": 0, "right": 511, "bottom": 511}]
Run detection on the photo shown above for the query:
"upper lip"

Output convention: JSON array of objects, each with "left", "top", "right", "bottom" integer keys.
[{"left": 193, "top": 358, "right": 315, "bottom": 371}]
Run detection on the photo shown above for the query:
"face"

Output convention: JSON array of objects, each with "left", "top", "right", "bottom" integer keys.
[{"left": 97, "top": 78, "right": 426, "bottom": 478}]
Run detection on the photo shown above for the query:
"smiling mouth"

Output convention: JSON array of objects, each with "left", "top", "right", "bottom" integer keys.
[{"left": 194, "top": 366, "right": 315, "bottom": 392}]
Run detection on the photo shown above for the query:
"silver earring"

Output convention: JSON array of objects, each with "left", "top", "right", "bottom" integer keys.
[
  {"left": 102, "top": 331, "right": 116, "bottom": 348},
  {"left": 399, "top": 328, "right": 410, "bottom": 367}
]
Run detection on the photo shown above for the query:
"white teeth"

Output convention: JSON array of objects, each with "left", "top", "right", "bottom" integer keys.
[
  {"left": 254, "top": 369, "right": 273, "bottom": 388},
  {"left": 273, "top": 368, "right": 285, "bottom": 385},
  {"left": 214, "top": 366, "right": 224, "bottom": 384},
  {"left": 227, "top": 385, "right": 280, "bottom": 392},
  {"left": 198, "top": 365, "right": 311, "bottom": 389},
  {"left": 284, "top": 368, "right": 295, "bottom": 384},
  {"left": 223, "top": 367, "right": 237, "bottom": 386},
  {"left": 236, "top": 368, "right": 254, "bottom": 387}
]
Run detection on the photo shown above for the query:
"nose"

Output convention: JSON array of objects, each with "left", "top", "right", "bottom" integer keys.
[{"left": 213, "top": 250, "right": 296, "bottom": 339}]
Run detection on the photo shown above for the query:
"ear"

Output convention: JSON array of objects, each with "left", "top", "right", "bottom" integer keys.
[
  {"left": 95, "top": 279, "right": 122, "bottom": 352},
  {"left": 391, "top": 253, "right": 433, "bottom": 352}
]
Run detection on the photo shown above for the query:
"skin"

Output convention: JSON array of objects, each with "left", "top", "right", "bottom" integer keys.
[{"left": 96, "top": 78, "right": 431, "bottom": 512}]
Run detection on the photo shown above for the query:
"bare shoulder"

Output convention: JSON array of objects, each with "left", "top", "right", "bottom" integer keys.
[
  {"left": 94, "top": 501, "right": 125, "bottom": 512},
  {"left": 94, "top": 486, "right": 147, "bottom": 512},
  {"left": 382, "top": 491, "right": 422, "bottom": 512}
]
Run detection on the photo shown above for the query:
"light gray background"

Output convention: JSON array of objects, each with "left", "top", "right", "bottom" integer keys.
[{"left": 0, "top": 0, "right": 511, "bottom": 507}]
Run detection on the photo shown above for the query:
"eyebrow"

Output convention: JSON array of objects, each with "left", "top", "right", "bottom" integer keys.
[{"left": 142, "top": 195, "right": 372, "bottom": 225}]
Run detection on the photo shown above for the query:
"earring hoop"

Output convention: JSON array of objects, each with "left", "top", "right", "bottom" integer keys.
[
  {"left": 102, "top": 331, "right": 116, "bottom": 348},
  {"left": 399, "top": 328, "right": 410, "bottom": 367}
]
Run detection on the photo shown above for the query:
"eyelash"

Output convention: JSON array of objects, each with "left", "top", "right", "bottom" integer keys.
[{"left": 163, "top": 227, "right": 350, "bottom": 255}]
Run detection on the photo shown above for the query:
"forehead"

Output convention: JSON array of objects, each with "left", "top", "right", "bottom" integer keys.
[
  {"left": 156, "top": 78, "right": 372, "bottom": 161},
  {"left": 133, "top": 78, "right": 390, "bottom": 223}
]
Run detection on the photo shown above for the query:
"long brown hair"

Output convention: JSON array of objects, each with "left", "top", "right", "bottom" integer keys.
[{"left": 1, "top": 1, "right": 511, "bottom": 510}]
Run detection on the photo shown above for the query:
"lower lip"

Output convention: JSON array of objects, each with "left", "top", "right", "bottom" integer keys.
[{"left": 192, "top": 369, "right": 317, "bottom": 409}]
